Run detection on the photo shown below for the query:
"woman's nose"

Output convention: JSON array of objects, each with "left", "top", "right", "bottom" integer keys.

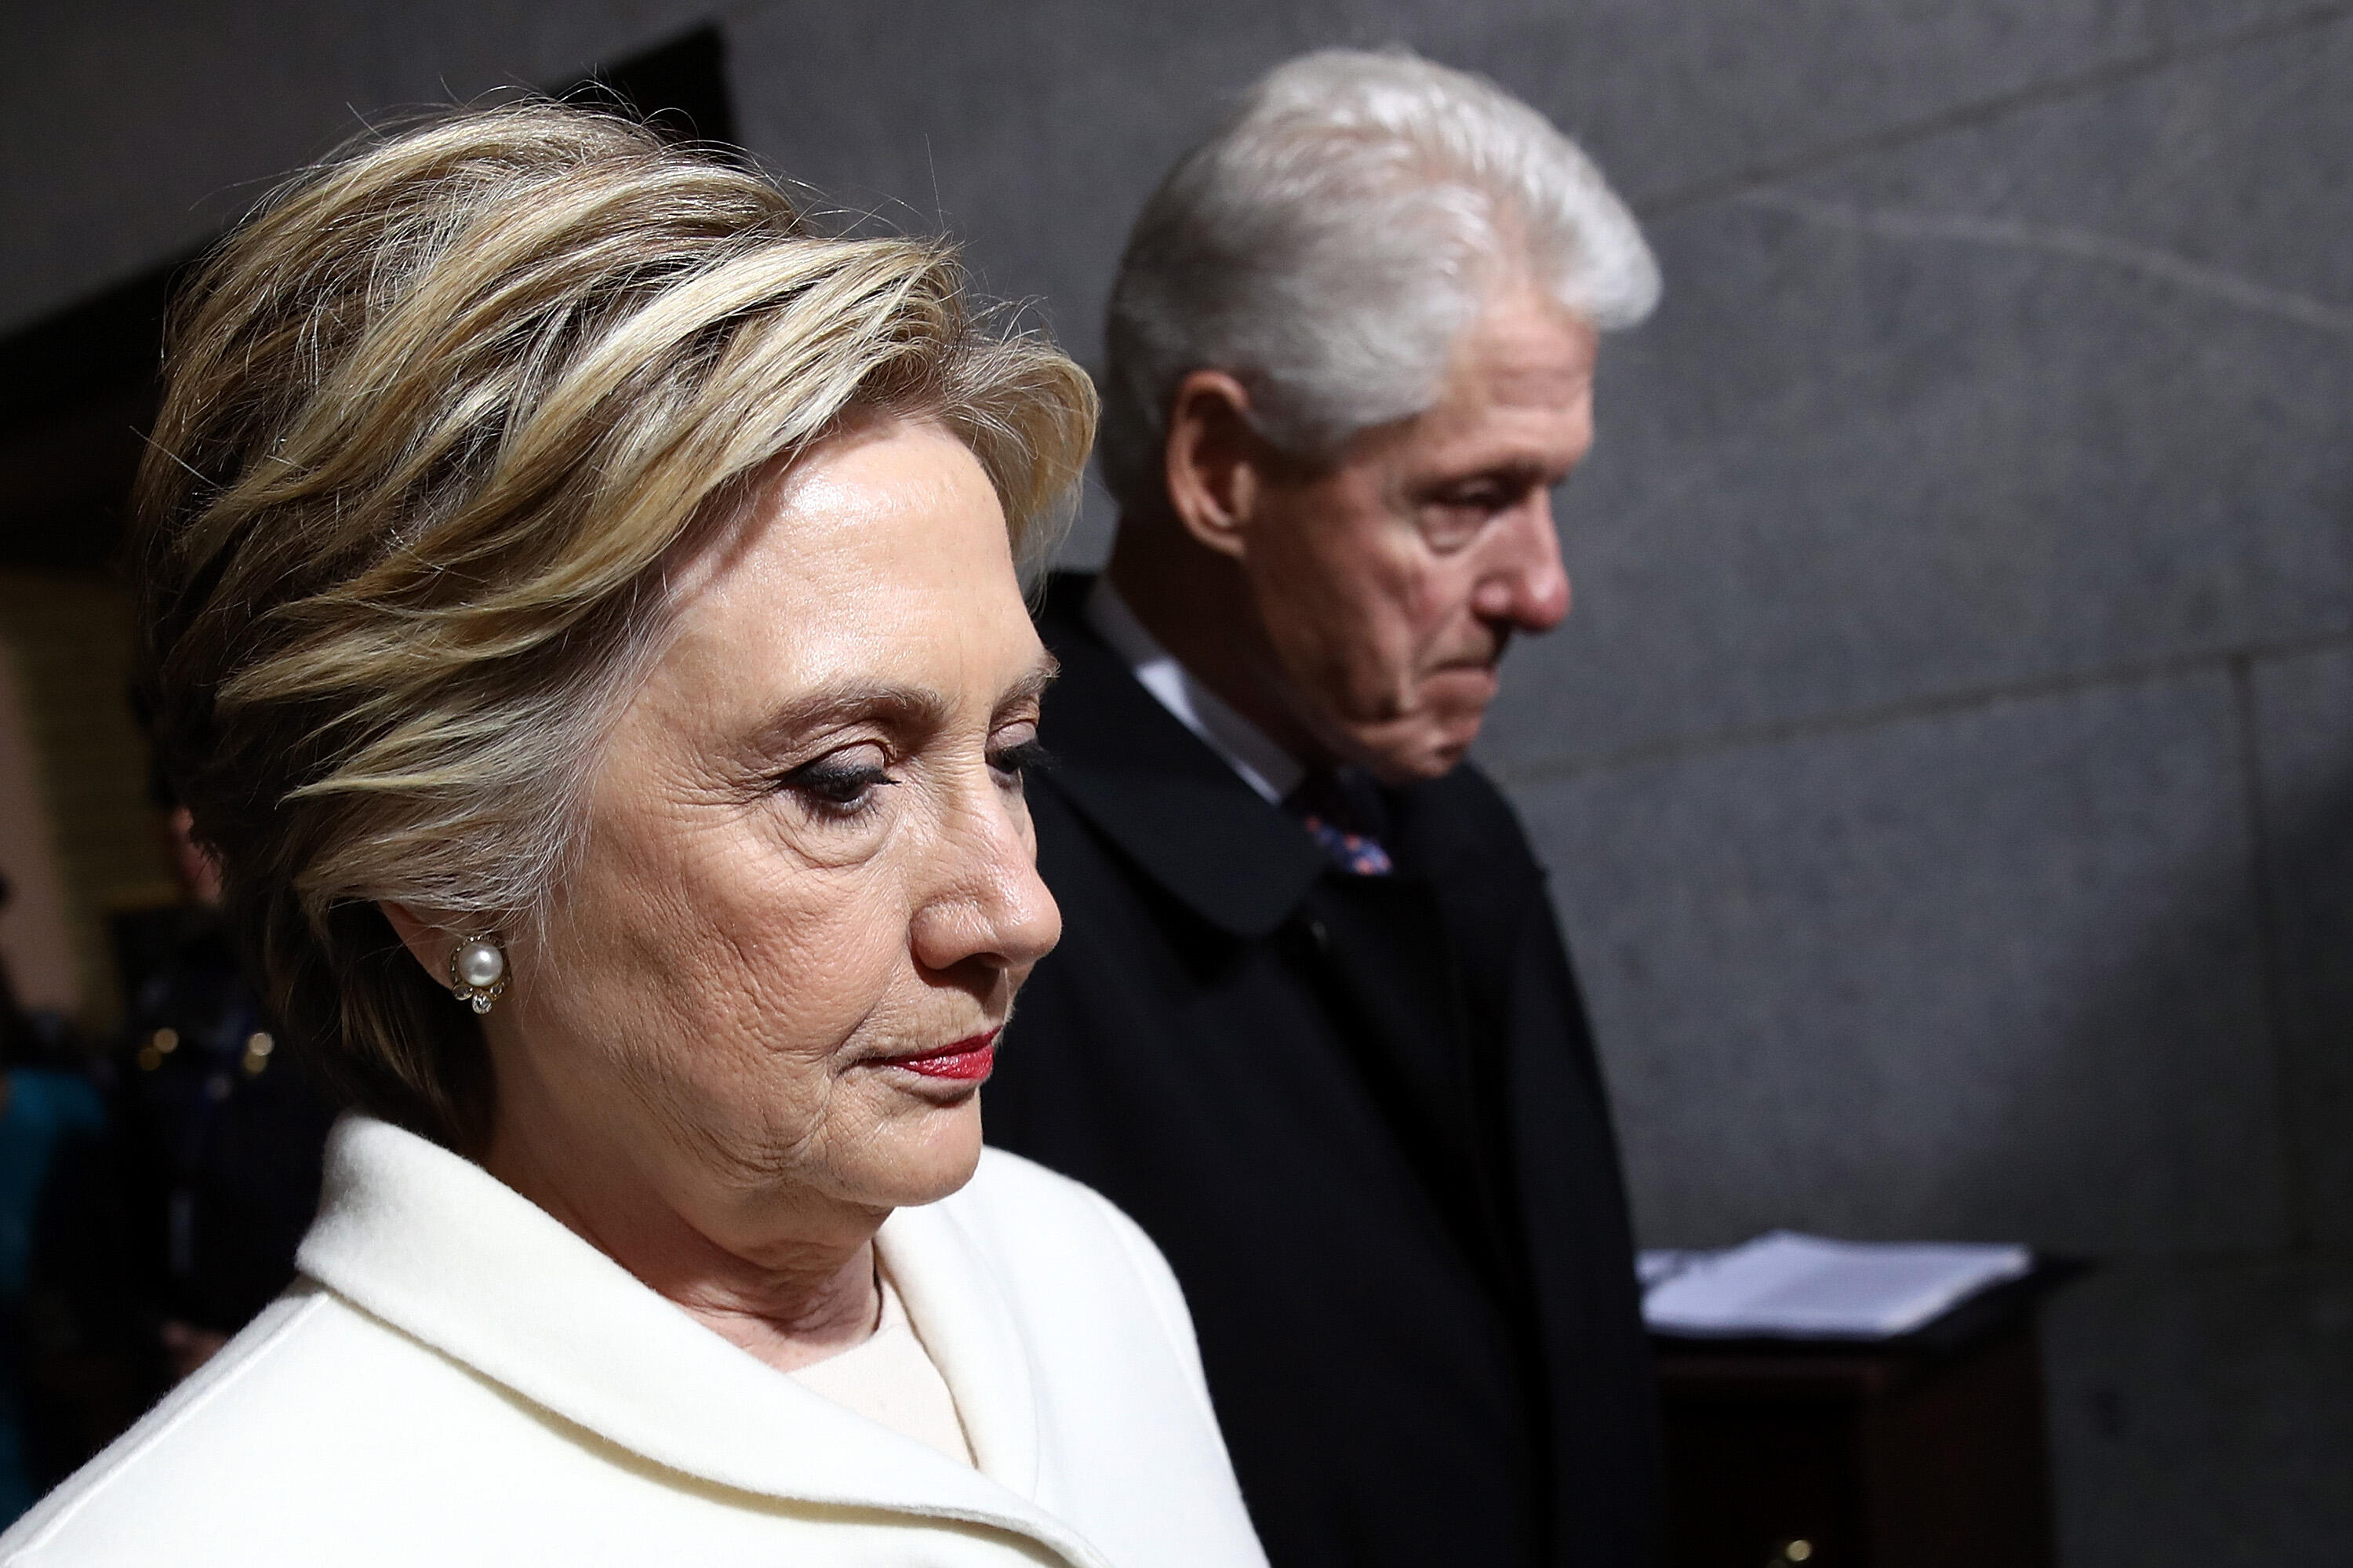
[{"left": 911, "top": 784, "right": 1064, "bottom": 976}]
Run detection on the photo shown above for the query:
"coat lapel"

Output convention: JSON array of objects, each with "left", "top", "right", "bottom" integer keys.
[
  {"left": 296, "top": 1117, "right": 1111, "bottom": 1568},
  {"left": 875, "top": 1198, "right": 1041, "bottom": 1496}
]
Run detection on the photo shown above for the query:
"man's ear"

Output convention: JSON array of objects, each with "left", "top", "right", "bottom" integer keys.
[
  {"left": 1162, "top": 369, "right": 1272, "bottom": 562},
  {"left": 379, "top": 901, "right": 453, "bottom": 984}
]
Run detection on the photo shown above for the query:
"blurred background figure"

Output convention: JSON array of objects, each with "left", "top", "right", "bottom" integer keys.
[
  {"left": 2, "top": 731, "right": 337, "bottom": 1530},
  {"left": 0, "top": 871, "right": 105, "bottom": 1527},
  {"left": 104, "top": 797, "right": 334, "bottom": 1384}
]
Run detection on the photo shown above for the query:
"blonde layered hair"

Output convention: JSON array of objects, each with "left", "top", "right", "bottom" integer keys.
[{"left": 133, "top": 104, "right": 1096, "bottom": 1149}]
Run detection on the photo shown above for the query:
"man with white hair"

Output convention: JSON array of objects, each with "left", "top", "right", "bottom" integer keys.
[{"left": 987, "top": 49, "right": 1665, "bottom": 1567}]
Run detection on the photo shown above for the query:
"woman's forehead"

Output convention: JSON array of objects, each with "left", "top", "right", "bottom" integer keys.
[{"left": 642, "top": 425, "right": 1036, "bottom": 717}]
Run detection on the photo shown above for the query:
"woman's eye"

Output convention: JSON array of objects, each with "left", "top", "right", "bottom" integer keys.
[
  {"left": 777, "top": 751, "right": 895, "bottom": 814},
  {"left": 988, "top": 737, "right": 1051, "bottom": 784}
]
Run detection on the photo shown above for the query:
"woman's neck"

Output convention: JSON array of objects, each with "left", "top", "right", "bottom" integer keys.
[
  {"left": 483, "top": 1104, "right": 884, "bottom": 1375},
  {"left": 653, "top": 1239, "right": 882, "bottom": 1373}
]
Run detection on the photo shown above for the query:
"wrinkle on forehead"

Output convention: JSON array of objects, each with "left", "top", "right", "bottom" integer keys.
[
  {"left": 1362, "top": 297, "right": 1595, "bottom": 482},
  {"left": 1444, "top": 286, "right": 1597, "bottom": 412}
]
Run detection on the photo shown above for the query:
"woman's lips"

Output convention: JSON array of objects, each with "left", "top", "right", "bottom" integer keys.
[{"left": 881, "top": 1029, "right": 998, "bottom": 1082}]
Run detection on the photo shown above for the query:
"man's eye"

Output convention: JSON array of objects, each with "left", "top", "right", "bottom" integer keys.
[
  {"left": 1422, "top": 499, "right": 1496, "bottom": 548},
  {"left": 778, "top": 755, "right": 895, "bottom": 813},
  {"left": 1450, "top": 488, "right": 1507, "bottom": 510}
]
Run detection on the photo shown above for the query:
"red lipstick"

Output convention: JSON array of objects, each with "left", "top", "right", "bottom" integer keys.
[{"left": 883, "top": 1029, "right": 998, "bottom": 1082}]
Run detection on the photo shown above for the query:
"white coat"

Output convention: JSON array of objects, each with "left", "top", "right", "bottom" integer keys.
[{"left": 0, "top": 1116, "right": 1269, "bottom": 1567}]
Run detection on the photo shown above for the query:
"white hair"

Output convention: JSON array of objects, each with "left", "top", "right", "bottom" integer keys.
[{"left": 1100, "top": 48, "right": 1661, "bottom": 507}]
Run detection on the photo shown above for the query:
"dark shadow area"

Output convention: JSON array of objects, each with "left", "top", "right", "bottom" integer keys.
[
  {"left": 0, "top": 261, "right": 182, "bottom": 573},
  {"left": 0, "top": 22, "right": 739, "bottom": 579},
  {"left": 563, "top": 25, "right": 738, "bottom": 147},
  {"left": 2252, "top": 722, "right": 2353, "bottom": 1250}
]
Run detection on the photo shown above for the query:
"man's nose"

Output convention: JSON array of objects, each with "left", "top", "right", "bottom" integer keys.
[{"left": 1469, "top": 493, "right": 1571, "bottom": 633}]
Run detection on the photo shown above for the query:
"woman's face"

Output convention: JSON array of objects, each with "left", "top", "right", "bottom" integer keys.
[{"left": 486, "top": 419, "right": 1060, "bottom": 1257}]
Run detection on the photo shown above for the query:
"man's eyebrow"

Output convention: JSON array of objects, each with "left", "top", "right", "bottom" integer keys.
[{"left": 1422, "top": 459, "right": 1559, "bottom": 492}]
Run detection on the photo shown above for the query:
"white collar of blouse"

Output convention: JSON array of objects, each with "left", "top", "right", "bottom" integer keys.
[{"left": 296, "top": 1115, "right": 1110, "bottom": 1568}]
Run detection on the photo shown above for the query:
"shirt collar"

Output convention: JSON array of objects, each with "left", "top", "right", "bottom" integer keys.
[{"left": 1083, "top": 576, "right": 1305, "bottom": 805}]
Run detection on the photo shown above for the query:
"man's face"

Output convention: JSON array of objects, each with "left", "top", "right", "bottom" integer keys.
[{"left": 1240, "top": 289, "right": 1596, "bottom": 782}]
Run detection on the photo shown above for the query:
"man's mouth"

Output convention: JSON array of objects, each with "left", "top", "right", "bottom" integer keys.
[
  {"left": 1422, "top": 662, "right": 1501, "bottom": 700},
  {"left": 1428, "top": 631, "right": 1507, "bottom": 679}
]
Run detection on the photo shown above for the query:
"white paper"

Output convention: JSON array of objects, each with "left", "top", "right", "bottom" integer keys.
[
  {"left": 1639, "top": 1231, "right": 2032, "bottom": 1339},
  {"left": 1635, "top": 1250, "right": 1711, "bottom": 1290}
]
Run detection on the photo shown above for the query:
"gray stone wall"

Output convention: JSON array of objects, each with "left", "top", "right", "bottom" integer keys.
[
  {"left": 5, "top": 5, "right": 2348, "bottom": 1562},
  {"left": 0, "top": 1, "right": 715, "bottom": 337}
]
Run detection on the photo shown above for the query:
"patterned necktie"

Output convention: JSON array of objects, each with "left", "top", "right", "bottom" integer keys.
[{"left": 1286, "top": 767, "right": 1395, "bottom": 877}]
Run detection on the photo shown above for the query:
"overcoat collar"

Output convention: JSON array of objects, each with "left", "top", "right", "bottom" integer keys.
[
  {"left": 296, "top": 1116, "right": 1111, "bottom": 1568},
  {"left": 1035, "top": 573, "right": 1329, "bottom": 938}
]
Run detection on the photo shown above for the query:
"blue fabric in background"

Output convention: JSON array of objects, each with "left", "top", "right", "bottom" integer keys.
[{"left": 0, "top": 1068, "right": 107, "bottom": 1527}]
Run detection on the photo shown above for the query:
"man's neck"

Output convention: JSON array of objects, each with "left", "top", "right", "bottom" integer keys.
[
  {"left": 1087, "top": 574, "right": 1303, "bottom": 803},
  {"left": 1101, "top": 518, "right": 1327, "bottom": 771}
]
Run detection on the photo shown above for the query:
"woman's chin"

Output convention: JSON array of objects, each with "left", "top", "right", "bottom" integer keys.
[{"left": 857, "top": 1101, "right": 987, "bottom": 1209}]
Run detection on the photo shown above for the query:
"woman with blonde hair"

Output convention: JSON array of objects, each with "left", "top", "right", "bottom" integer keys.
[{"left": 0, "top": 105, "right": 1264, "bottom": 1568}]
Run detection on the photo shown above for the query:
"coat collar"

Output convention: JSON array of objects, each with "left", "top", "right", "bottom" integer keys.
[
  {"left": 1035, "top": 573, "right": 1329, "bottom": 939},
  {"left": 296, "top": 1115, "right": 1109, "bottom": 1568}
]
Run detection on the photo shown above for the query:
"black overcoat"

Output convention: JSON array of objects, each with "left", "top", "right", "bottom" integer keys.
[{"left": 984, "top": 573, "right": 1664, "bottom": 1568}]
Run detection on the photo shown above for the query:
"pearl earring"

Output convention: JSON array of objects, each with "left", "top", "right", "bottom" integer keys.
[{"left": 448, "top": 935, "right": 508, "bottom": 1015}]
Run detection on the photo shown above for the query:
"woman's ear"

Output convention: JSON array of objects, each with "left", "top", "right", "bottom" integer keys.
[
  {"left": 384, "top": 904, "right": 511, "bottom": 1018},
  {"left": 379, "top": 901, "right": 453, "bottom": 984},
  {"left": 1162, "top": 369, "right": 1271, "bottom": 562}
]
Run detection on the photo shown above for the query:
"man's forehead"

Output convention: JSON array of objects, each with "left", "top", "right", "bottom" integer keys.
[
  {"left": 1406, "top": 327, "right": 1596, "bottom": 464},
  {"left": 1465, "top": 353, "right": 1594, "bottom": 413},
  {"left": 1447, "top": 294, "right": 1598, "bottom": 407}
]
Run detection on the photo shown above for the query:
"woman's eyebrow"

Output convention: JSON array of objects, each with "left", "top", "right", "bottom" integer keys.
[
  {"left": 740, "top": 659, "right": 1057, "bottom": 758},
  {"left": 997, "top": 657, "right": 1061, "bottom": 716},
  {"left": 742, "top": 682, "right": 952, "bottom": 757}
]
